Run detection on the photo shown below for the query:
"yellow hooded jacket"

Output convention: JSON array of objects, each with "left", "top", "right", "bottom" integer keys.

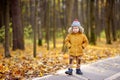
[{"left": 65, "top": 32, "right": 88, "bottom": 56}]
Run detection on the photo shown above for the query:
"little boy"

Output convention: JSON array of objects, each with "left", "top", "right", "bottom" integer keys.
[{"left": 65, "top": 19, "right": 88, "bottom": 75}]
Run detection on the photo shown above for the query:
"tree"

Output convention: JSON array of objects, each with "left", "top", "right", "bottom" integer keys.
[
  {"left": 53, "top": 0, "right": 56, "bottom": 48},
  {"left": 11, "top": 0, "right": 25, "bottom": 50},
  {"left": 73, "top": 0, "right": 79, "bottom": 19},
  {"left": 100, "top": 0, "right": 106, "bottom": 39},
  {"left": 66, "top": 0, "right": 74, "bottom": 29},
  {"left": 111, "top": 0, "right": 117, "bottom": 41},
  {"left": 38, "top": 0, "right": 42, "bottom": 46},
  {"left": 30, "top": 0, "right": 37, "bottom": 57},
  {"left": 61, "top": 0, "right": 67, "bottom": 52},
  {"left": 95, "top": 0, "right": 101, "bottom": 39},
  {"left": 105, "top": 0, "right": 113, "bottom": 44},
  {"left": 44, "top": 0, "right": 50, "bottom": 50},
  {"left": 80, "top": 0, "right": 85, "bottom": 25},
  {"left": 4, "top": 0, "right": 11, "bottom": 58},
  {"left": 62, "top": 0, "right": 74, "bottom": 52},
  {"left": 90, "top": 0, "right": 96, "bottom": 45},
  {"left": 33, "top": 1, "right": 37, "bottom": 57},
  {"left": 86, "top": 0, "right": 90, "bottom": 40},
  {"left": 0, "top": 0, "right": 5, "bottom": 29}
]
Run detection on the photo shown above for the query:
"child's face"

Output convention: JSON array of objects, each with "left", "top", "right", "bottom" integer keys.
[{"left": 72, "top": 26, "right": 79, "bottom": 33}]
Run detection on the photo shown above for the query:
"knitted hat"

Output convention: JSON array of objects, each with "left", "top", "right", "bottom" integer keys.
[
  {"left": 71, "top": 19, "right": 81, "bottom": 27},
  {"left": 68, "top": 19, "right": 84, "bottom": 33}
]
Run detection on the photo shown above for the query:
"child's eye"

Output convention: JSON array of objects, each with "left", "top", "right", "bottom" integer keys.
[{"left": 73, "top": 28, "right": 77, "bottom": 29}]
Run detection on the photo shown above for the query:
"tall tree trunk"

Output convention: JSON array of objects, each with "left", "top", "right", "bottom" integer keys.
[
  {"left": 30, "top": 0, "right": 35, "bottom": 30},
  {"left": 61, "top": 0, "right": 66, "bottom": 52},
  {"left": 105, "top": 0, "right": 112, "bottom": 44},
  {"left": 58, "top": 0, "right": 61, "bottom": 28},
  {"left": 74, "top": 0, "right": 78, "bottom": 19},
  {"left": 66, "top": 0, "right": 74, "bottom": 29},
  {"left": 0, "top": 0, "right": 5, "bottom": 29},
  {"left": 4, "top": 0, "right": 11, "bottom": 58},
  {"left": 30, "top": 0, "right": 37, "bottom": 57},
  {"left": 38, "top": 0, "right": 42, "bottom": 46},
  {"left": 11, "top": 0, "right": 25, "bottom": 50},
  {"left": 0, "top": 0, "right": 5, "bottom": 43},
  {"left": 44, "top": 0, "right": 50, "bottom": 50},
  {"left": 95, "top": 0, "right": 100, "bottom": 39},
  {"left": 100, "top": 0, "right": 106, "bottom": 39},
  {"left": 53, "top": 0, "right": 56, "bottom": 48},
  {"left": 80, "top": 0, "right": 84, "bottom": 25},
  {"left": 117, "top": 0, "right": 120, "bottom": 32},
  {"left": 116, "top": 0, "right": 120, "bottom": 40},
  {"left": 111, "top": 0, "right": 117, "bottom": 41},
  {"left": 62, "top": 0, "right": 74, "bottom": 52},
  {"left": 86, "top": 0, "right": 90, "bottom": 40},
  {"left": 33, "top": 2, "right": 37, "bottom": 58},
  {"left": 90, "top": 0, "right": 96, "bottom": 45}
]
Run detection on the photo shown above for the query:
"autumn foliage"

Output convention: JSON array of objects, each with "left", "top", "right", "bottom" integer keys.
[{"left": 0, "top": 40, "right": 120, "bottom": 79}]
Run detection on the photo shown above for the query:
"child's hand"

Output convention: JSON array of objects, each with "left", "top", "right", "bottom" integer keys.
[
  {"left": 69, "top": 46, "right": 71, "bottom": 49},
  {"left": 82, "top": 46, "right": 84, "bottom": 49}
]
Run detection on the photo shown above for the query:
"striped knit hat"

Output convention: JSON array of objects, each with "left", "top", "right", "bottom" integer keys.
[
  {"left": 68, "top": 19, "right": 84, "bottom": 33},
  {"left": 71, "top": 19, "right": 81, "bottom": 27}
]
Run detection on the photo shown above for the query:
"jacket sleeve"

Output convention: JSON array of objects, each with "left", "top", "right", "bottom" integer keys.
[
  {"left": 65, "top": 34, "right": 71, "bottom": 48},
  {"left": 82, "top": 34, "right": 89, "bottom": 49}
]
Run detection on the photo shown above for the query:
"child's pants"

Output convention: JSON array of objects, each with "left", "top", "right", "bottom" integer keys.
[{"left": 68, "top": 55, "right": 82, "bottom": 69}]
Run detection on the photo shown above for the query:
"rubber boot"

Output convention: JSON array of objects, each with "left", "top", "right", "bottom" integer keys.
[
  {"left": 76, "top": 68, "right": 83, "bottom": 75},
  {"left": 65, "top": 68, "right": 73, "bottom": 75}
]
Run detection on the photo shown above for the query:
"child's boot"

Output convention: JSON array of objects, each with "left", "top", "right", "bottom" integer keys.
[
  {"left": 65, "top": 68, "right": 73, "bottom": 75},
  {"left": 76, "top": 68, "right": 83, "bottom": 75}
]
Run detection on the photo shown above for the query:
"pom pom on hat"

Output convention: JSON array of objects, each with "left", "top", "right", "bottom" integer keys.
[{"left": 71, "top": 19, "right": 81, "bottom": 27}]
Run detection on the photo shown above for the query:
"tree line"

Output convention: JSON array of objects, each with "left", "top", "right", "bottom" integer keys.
[{"left": 0, "top": 0, "right": 120, "bottom": 58}]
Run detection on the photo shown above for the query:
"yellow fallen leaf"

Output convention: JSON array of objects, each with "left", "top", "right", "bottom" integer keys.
[{"left": 40, "top": 72, "right": 43, "bottom": 77}]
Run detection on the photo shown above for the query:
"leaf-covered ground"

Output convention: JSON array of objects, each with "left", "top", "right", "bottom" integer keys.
[{"left": 0, "top": 39, "right": 120, "bottom": 80}]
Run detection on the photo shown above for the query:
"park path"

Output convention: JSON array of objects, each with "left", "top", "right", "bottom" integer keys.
[{"left": 32, "top": 56, "right": 120, "bottom": 80}]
